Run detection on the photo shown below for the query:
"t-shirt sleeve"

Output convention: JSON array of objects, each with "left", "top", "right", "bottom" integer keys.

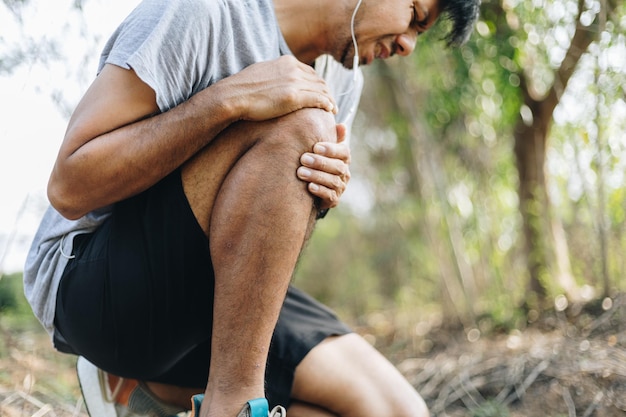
[{"left": 98, "top": 0, "right": 223, "bottom": 112}]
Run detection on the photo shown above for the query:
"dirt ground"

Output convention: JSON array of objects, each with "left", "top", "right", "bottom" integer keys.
[
  {"left": 390, "top": 294, "right": 626, "bottom": 417},
  {"left": 1, "top": 295, "right": 625, "bottom": 417}
]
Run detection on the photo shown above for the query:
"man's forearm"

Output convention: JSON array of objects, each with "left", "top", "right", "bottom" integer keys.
[{"left": 49, "top": 71, "right": 239, "bottom": 219}]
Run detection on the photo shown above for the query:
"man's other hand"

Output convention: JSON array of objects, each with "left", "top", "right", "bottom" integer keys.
[{"left": 297, "top": 124, "right": 351, "bottom": 210}]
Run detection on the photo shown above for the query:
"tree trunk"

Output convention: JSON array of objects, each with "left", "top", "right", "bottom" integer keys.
[
  {"left": 513, "top": 99, "right": 550, "bottom": 303},
  {"left": 513, "top": 0, "right": 600, "bottom": 307}
]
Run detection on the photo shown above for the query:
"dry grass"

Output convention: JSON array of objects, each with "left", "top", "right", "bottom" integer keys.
[
  {"left": 393, "top": 294, "right": 626, "bottom": 416},
  {"left": 0, "top": 323, "right": 87, "bottom": 417}
]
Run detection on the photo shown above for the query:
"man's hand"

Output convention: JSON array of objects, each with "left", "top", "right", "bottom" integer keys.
[
  {"left": 218, "top": 55, "right": 338, "bottom": 121},
  {"left": 297, "top": 124, "right": 351, "bottom": 210}
]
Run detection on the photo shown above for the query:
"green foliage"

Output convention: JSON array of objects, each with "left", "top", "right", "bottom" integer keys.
[
  {"left": 0, "top": 278, "right": 19, "bottom": 312},
  {"left": 0, "top": 272, "right": 38, "bottom": 327},
  {"left": 297, "top": 0, "right": 626, "bottom": 330},
  {"left": 0, "top": 273, "right": 24, "bottom": 312},
  {"left": 470, "top": 400, "right": 511, "bottom": 417}
]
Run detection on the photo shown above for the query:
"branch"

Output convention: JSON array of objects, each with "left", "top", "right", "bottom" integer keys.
[{"left": 545, "top": 0, "right": 606, "bottom": 113}]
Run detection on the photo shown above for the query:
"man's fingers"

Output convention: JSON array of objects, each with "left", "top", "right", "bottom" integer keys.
[
  {"left": 307, "top": 183, "right": 340, "bottom": 209},
  {"left": 297, "top": 167, "right": 348, "bottom": 213},
  {"left": 312, "top": 141, "right": 350, "bottom": 163},
  {"left": 298, "top": 167, "right": 347, "bottom": 188},
  {"left": 298, "top": 133, "right": 352, "bottom": 209},
  {"left": 299, "top": 152, "right": 350, "bottom": 178},
  {"left": 235, "top": 56, "right": 338, "bottom": 120},
  {"left": 335, "top": 124, "right": 347, "bottom": 143}
]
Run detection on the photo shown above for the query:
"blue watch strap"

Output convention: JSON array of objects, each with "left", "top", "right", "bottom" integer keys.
[
  {"left": 190, "top": 395, "right": 269, "bottom": 417},
  {"left": 247, "top": 398, "right": 269, "bottom": 417}
]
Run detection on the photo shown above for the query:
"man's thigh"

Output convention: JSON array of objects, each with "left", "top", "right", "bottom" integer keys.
[{"left": 54, "top": 169, "right": 215, "bottom": 380}]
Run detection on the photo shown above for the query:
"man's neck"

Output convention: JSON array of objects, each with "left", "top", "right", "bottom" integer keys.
[{"left": 273, "top": 0, "right": 343, "bottom": 64}]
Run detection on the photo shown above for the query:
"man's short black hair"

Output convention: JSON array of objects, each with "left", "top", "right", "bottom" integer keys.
[{"left": 439, "top": 0, "right": 481, "bottom": 46}]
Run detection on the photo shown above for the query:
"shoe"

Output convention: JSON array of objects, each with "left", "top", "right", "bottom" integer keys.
[
  {"left": 190, "top": 395, "right": 286, "bottom": 417},
  {"left": 77, "top": 356, "right": 186, "bottom": 417}
]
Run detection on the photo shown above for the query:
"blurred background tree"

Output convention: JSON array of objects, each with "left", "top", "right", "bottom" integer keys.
[{"left": 296, "top": 0, "right": 626, "bottom": 341}]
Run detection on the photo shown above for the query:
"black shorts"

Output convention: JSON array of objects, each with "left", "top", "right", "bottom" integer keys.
[{"left": 53, "top": 169, "right": 351, "bottom": 408}]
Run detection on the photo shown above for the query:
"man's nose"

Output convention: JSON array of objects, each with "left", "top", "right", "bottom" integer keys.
[{"left": 395, "top": 32, "right": 417, "bottom": 56}]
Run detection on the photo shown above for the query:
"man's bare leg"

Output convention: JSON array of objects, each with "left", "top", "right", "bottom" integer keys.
[
  {"left": 289, "top": 334, "right": 430, "bottom": 417},
  {"left": 144, "top": 334, "right": 429, "bottom": 417},
  {"left": 175, "top": 107, "right": 337, "bottom": 417},
  {"left": 135, "top": 109, "right": 425, "bottom": 417}
]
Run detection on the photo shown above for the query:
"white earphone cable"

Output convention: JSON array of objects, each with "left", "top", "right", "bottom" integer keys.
[
  {"left": 338, "top": 0, "right": 363, "bottom": 98},
  {"left": 350, "top": 0, "right": 363, "bottom": 71}
]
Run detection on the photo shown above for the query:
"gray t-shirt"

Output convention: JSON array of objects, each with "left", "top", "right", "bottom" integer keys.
[{"left": 24, "top": 0, "right": 363, "bottom": 337}]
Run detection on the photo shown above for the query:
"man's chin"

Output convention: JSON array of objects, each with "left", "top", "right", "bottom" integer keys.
[
  {"left": 339, "top": 56, "right": 359, "bottom": 70},
  {"left": 333, "top": 50, "right": 354, "bottom": 70}
]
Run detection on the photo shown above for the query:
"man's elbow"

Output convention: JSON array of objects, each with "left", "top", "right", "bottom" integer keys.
[{"left": 47, "top": 175, "right": 88, "bottom": 220}]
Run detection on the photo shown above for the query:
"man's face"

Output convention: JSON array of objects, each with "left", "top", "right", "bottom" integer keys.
[{"left": 333, "top": 0, "right": 441, "bottom": 69}]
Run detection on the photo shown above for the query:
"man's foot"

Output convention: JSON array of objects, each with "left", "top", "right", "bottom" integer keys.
[
  {"left": 190, "top": 395, "right": 286, "bottom": 417},
  {"left": 76, "top": 356, "right": 186, "bottom": 417}
]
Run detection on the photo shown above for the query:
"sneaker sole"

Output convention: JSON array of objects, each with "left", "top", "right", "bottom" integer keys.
[{"left": 77, "top": 356, "right": 117, "bottom": 417}]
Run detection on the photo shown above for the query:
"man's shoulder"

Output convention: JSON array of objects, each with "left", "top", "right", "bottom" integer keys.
[{"left": 158, "top": 0, "right": 274, "bottom": 32}]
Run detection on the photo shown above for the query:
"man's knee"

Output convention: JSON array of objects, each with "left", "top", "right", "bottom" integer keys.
[
  {"left": 256, "top": 107, "right": 337, "bottom": 158},
  {"left": 181, "top": 108, "right": 336, "bottom": 232}
]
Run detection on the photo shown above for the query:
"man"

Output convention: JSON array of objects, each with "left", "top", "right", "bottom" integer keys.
[{"left": 24, "top": 0, "right": 479, "bottom": 416}]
